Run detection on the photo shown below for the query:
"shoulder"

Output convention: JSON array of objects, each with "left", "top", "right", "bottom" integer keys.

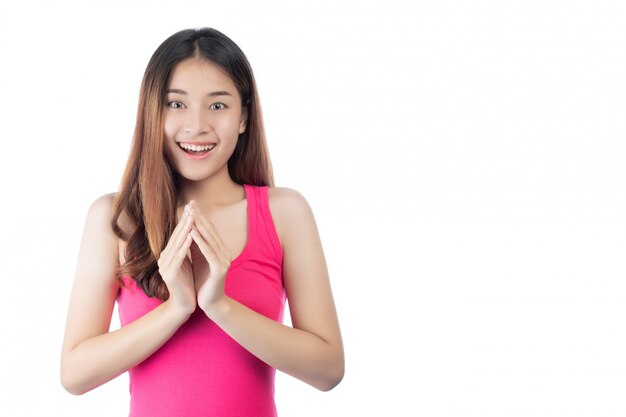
[
  {"left": 267, "top": 186, "right": 309, "bottom": 207},
  {"left": 76, "top": 193, "right": 121, "bottom": 268},
  {"left": 89, "top": 192, "right": 135, "bottom": 235},
  {"left": 267, "top": 186, "right": 314, "bottom": 218},
  {"left": 86, "top": 192, "right": 134, "bottom": 264},
  {"left": 83, "top": 192, "right": 121, "bottom": 243},
  {"left": 85, "top": 192, "right": 116, "bottom": 224},
  {"left": 267, "top": 186, "right": 318, "bottom": 246}
]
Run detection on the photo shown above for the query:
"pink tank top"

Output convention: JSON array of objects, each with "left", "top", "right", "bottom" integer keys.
[{"left": 116, "top": 184, "right": 285, "bottom": 417}]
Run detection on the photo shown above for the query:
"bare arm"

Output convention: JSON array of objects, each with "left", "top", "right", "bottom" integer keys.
[
  {"left": 59, "top": 194, "right": 192, "bottom": 395},
  {"left": 201, "top": 187, "right": 345, "bottom": 391}
]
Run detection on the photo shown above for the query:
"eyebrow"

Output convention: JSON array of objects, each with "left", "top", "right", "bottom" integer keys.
[{"left": 165, "top": 88, "right": 233, "bottom": 97}]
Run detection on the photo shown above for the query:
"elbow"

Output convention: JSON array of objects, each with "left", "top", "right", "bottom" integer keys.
[
  {"left": 316, "top": 344, "right": 345, "bottom": 392},
  {"left": 60, "top": 358, "right": 88, "bottom": 396},
  {"left": 60, "top": 373, "right": 85, "bottom": 396},
  {"left": 316, "top": 360, "right": 345, "bottom": 392},
  {"left": 62, "top": 385, "right": 86, "bottom": 396}
]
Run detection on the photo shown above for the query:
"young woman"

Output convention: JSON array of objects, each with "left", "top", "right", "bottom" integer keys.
[{"left": 60, "top": 27, "right": 344, "bottom": 416}]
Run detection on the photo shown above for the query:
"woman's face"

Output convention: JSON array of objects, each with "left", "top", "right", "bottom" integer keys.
[{"left": 162, "top": 57, "right": 247, "bottom": 182}]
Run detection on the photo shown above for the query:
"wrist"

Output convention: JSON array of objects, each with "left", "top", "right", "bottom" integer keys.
[
  {"left": 200, "top": 296, "right": 230, "bottom": 320},
  {"left": 164, "top": 299, "right": 195, "bottom": 323}
]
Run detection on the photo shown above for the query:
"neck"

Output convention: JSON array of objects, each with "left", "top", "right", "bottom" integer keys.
[{"left": 176, "top": 166, "right": 245, "bottom": 211}]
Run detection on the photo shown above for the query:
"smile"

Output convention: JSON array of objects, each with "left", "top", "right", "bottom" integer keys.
[
  {"left": 177, "top": 142, "right": 217, "bottom": 160},
  {"left": 179, "top": 142, "right": 216, "bottom": 152}
]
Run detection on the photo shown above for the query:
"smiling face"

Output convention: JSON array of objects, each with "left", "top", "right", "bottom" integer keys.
[{"left": 162, "top": 57, "right": 248, "bottom": 182}]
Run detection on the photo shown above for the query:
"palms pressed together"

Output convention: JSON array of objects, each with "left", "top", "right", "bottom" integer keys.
[
  {"left": 187, "top": 201, "right": 232, "bottom": 313},
  {"left": 158, "top": 200, "right": 233, "bottom": 315}
]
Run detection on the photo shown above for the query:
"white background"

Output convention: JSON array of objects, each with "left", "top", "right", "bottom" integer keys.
[{"left": 0, "top": 1, "right": 625, "bottom": 416}]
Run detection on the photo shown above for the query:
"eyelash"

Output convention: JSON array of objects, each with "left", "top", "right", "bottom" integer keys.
[{"left": 166, "top": 101, "right": 227, "bottom": 110}]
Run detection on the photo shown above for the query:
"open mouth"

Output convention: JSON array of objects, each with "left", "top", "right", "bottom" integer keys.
[
  {"left": 178, "top": 143, "right": 216, "bottom": 153},
  {"left": 177, "top": 142, "right": 217, "bottom": 159}
]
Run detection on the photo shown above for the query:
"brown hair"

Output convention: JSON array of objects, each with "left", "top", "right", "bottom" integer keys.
[{"left": 111, "top": 28, "right": 274, "bottom": 300}]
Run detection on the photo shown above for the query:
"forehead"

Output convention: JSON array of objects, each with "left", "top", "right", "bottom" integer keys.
[{"left": 166, "top": 58, "right": 237, "bottom": 94}]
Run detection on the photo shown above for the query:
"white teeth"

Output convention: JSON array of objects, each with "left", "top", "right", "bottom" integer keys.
[{"left": 179, "top": 143, "right": 216, "bottom": 152}]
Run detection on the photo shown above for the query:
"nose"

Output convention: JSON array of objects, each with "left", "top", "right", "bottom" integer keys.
[{"left": 183, "top": 105, "right": 210, "bottom": 136}]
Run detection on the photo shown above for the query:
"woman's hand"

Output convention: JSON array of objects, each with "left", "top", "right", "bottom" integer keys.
[
  {"left": 157, "top": 204, "right": 197, "bottom": 316},
  {"left": 187, "top": 201, "right": 232, "bottom": 315}
]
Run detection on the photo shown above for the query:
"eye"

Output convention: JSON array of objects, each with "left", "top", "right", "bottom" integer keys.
[
  {"left": 167, "top": 100, "right": 185, "bottom": 109},
  {"left": 210, "top": 102, "right": 226, "bottom": 110}
]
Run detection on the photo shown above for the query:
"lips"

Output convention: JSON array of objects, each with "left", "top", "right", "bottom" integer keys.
[
  {"left": 177, "top": 141, "right": 217, "bottom": 160},
  {"left": 178, "top": 142, "right": 217, "bottom": 152}
]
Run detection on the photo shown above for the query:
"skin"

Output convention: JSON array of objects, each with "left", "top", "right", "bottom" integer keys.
[{"left": 60, "top": 57, "right": 345, "bottom": 395}]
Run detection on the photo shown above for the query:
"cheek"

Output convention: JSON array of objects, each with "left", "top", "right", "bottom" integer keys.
[
  {"left": 162, "top": 116, "right": 178, "bottom": 162},
  {"left": 162, "top": 138, "right": 176, "bottom": 165},
  {"left": 216, "top": 116, "right": 242, "bottom": 138},
  {"left": 163, "top": 115, "right": 178, "bottom": 140}
]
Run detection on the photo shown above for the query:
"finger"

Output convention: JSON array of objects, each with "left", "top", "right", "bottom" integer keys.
[
  {"left": 163, "top": 205, "right": 189, "bottom": 251},
  {"left": 161, "top": 206, "right": 192, "bottom": 266},
  {"left": 172, "top": 209, "right": 194, "bottom": 252},
  {"left": 170, "top": 232, "right": 193, "bottom": 272},
  {"left": 187, "top": 202, "right": 230, "bottom": 262},
  {"left": 187, "top": 205, "right": 228, "bottom": 258},
  {"left": 190, "top": 227, "right": 218, "bottom": 265},
  {"left": 194, "top": 218, "right": 231, "bottom": 264},
  {"left": 194, "top": 213, "right": 231, "bottom": 262}
]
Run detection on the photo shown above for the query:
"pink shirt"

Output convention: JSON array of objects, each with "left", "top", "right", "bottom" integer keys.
[{"left": 117, "top": 184, "right": 285, "bottom": 417}]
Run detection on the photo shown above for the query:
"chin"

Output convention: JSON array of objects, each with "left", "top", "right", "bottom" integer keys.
[{"left": 175, "top": 169, "right": 216, "bottom": 182}]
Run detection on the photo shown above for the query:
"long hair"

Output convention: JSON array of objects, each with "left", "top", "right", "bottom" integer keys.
[{"left": 111, "top": 28, "right": 274, "bottom": 300}]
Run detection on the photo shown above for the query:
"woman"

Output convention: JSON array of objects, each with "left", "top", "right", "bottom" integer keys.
[{"left": 60, "top": 27, "right": 344, "bottom": 416}]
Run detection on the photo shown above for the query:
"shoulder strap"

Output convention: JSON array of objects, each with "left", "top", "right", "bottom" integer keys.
[{"left": 257, "top": 186, "right": 283, "bottom": 260}]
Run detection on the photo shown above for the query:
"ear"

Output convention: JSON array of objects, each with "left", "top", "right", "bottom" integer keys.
[{"left": 239, "top": 105, "right": 248, "bottom": 134}]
